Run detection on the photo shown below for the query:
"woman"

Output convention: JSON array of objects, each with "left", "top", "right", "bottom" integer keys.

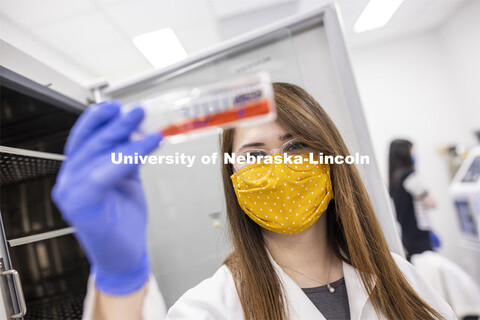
[
  {"left": 53, "top": 83, "right": 454, "bottom": 319},
  {"left": 389, "top": 139, "right": 437, "bottom": 260}
]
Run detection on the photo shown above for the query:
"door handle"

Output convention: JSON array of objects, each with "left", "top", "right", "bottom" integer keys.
[{"left": 1, "top": 269, "right": 26, "bottom": 319}]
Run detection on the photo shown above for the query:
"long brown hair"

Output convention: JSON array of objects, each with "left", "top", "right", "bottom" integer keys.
[{"left": 221, "top": 82, "right": 443, "bottom": 320}]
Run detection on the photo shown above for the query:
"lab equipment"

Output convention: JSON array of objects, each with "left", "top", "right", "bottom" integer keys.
[
  {"left": 52, "top": 101, "right": 163, "bottom": 295},
  {"left": 123, "top": 72, "right": 276, "bottom": 143},
  {"left": 449, "top": 145, "right": 480, "bottom": 283},
  {"left": 450, "top": 146, "right": 480, "bottom": 239},
  {"left": 0, "top": 65, "right": 88, "bottom": 319}
]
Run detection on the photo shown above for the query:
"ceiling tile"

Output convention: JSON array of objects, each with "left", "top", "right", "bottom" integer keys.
[
  {"left": 0, "top": 0, "right": 470, "bottom": 86},
  {"left": 33, "top": 10, "right": 126, "bottom": 56},
  {"left": 209, "top": 0, "right": 296, "bottom": 19},
  {"left": 174, "top": 19, "right": 221, "bottom": 54},
  {"left": 80, "top": 43, "right": 153, "bottom": 83},
  {"left": 0, "top": 0, "right": 96, "bottom": 27},
  {"left": 344, "top": 0, "right": 468, "bottom": 48},
  {"left": 103, "top": 0, "right": 213, "bottom": 37}
]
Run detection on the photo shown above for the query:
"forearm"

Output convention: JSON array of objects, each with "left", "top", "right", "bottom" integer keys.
[
  {"left": 93, "top": 282, "right": 148, "bottom": 320},
  {"left": 420, "top": 193, "right": 436, "bottom": 209}
]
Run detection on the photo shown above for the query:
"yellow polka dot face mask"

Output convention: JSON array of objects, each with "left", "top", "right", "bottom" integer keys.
[{"left": 230, "top": 154, "right": 333, "bottom": 234}]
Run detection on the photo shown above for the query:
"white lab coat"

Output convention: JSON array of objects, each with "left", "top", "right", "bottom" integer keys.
[
  {"left": 411, "top": 251, "right": 480, "bottom": 318},
  {"left": 83, "top": 252, "right": 456, "bottom": 320}
]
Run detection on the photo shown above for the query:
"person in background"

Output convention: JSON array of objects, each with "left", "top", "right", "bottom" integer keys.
[
  {"left": 389, "top": 140, "right": 480, "bottom": 320},
  {"left": 388, "top": 139, "right": 437, "bottom": 260}
]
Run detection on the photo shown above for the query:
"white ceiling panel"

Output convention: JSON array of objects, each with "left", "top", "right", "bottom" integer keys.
[
  {"left": 0, "top": 0, "right": 470, "bottom": 85},
  {"left": 33, "top": 10, "right": 126, "bottom": 55},
  {"left": 0, "top": 14, "right": 97, "bottom": 83},
  {"left": 103, "top": 0, "right": 213, "bottom": 37},
  {"left": 94, "top": 0, "right": 140, "bottom": 5},
  {"left": 174, "top": 19, "right": 221, "bottom": 54},
  {"left": 0, "top": 0, "right": 96, "bottom": 27},
  {"left": 209, "top": 0, "right": 297, "bottom": 19},
  {"left": 80, "top": 42, "right": 152, "bottom": 82},
  {"left": 341, "top": 0, "right": 470, "bottom": 48}
]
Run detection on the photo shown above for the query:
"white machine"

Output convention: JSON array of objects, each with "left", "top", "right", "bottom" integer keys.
[{"left": 449, "top": 145, "right": 480, "bottom": 282}]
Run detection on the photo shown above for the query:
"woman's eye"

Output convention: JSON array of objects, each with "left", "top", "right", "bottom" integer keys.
[
  {"left": 247, "top": 151, "right": 268, "bottom": 158},
  {"left": 285, "top": 141, "right": 307, "bottom": 152}
]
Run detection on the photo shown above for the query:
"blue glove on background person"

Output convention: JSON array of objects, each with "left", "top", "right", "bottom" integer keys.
[
  {"left": 52, "top": 100, "right": 163, "bottom": 295},
  {"left": 429, "top": 231, "right": 442, "bottom": 250}
]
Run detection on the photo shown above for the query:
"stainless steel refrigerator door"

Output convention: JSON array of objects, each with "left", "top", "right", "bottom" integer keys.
[
  {"left": 0, "top": 213, "right": 26, "bottom": 320},
  {"left": 104, "top": 4, "right": 403, "bottom": 307}
]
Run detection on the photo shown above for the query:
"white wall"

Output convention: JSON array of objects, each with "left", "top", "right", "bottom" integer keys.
[
  {"left": 349, "top": 0, "right": 479, "bottom": 266},
  {"left": 437, "top": 0, "right": 480, "bottom": 134}
]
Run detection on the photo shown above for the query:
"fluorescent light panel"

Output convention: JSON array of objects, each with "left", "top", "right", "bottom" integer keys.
[
  {"left": 354, "top": 0, "right": 404, "bottom": 33},
  {"left": 133, "top": 28, "right": 187, "bottom": 69}
]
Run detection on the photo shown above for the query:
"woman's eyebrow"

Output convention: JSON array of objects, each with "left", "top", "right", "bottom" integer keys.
[{"left": 279, "top": 133, "right": 293, "bottom": 141}]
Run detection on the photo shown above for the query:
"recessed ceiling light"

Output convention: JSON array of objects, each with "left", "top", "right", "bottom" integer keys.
[
  {"left": 354, "top": 0, "right": 405, "bottom": 33},
  {"left": 133, "top": 28, "right": 187, "bottom": 69}
]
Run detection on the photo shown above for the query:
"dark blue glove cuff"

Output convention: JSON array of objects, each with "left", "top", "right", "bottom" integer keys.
[{"left": 92, "top": 250, "right": 151, "bottom": 295}]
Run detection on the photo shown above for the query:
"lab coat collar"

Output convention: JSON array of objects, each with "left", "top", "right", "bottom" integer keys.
[
  {"left": 342, "top": 259, "right": 376, "bottom": 320},
  {"left": 266, "top": 249, "right": 376, "bottom": 320}
]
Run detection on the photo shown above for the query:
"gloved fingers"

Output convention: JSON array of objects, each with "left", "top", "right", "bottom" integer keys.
[
  {"left": 87, "top": 132, "right": 163, "bottom": 191},
  {"left": 95, "top": 106, "right": 145, "bottom": 147},
  {"left": 53, "top": 129, "right": 161, "bottom": 217},
  {"left": 64, "top": 101, "right": 121, "bottom": 157},
  {"left": 65, "top": 107, "right": 145, "bottom": 171}
]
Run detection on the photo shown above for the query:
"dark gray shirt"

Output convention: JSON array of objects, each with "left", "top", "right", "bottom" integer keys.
[{"left": 301, "top": 277, "right": 351, "bottom": 320}]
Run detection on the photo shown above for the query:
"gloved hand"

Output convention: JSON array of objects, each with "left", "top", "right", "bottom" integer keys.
[{"left": 52, "top": 100, "right": 163, "bottom": 295}]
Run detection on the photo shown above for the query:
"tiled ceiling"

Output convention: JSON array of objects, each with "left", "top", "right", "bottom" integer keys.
[{"left": 0, "top": 0, "right": 470, "bottom": 87}]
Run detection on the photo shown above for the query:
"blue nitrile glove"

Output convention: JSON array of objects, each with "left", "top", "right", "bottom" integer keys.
[
  {"left": 429, "top": 231, "right": 441, "bottom": 250},
  {"left": 52, "top": 100, "right": 163, "bottom": 295}
]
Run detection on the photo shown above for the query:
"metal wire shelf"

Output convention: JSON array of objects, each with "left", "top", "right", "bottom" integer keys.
[{"left": 0, "top": 146, "right": 64, "bottom": 186}]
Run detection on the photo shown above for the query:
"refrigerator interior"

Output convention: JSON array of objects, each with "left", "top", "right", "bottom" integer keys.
[{"left": 1, "top": 68, "right": 89, "bottom": 319}]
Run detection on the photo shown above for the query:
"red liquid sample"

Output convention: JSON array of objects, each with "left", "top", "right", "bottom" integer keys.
[{"left": 160, "top": 98, "right": 273, "bottom": 136}]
